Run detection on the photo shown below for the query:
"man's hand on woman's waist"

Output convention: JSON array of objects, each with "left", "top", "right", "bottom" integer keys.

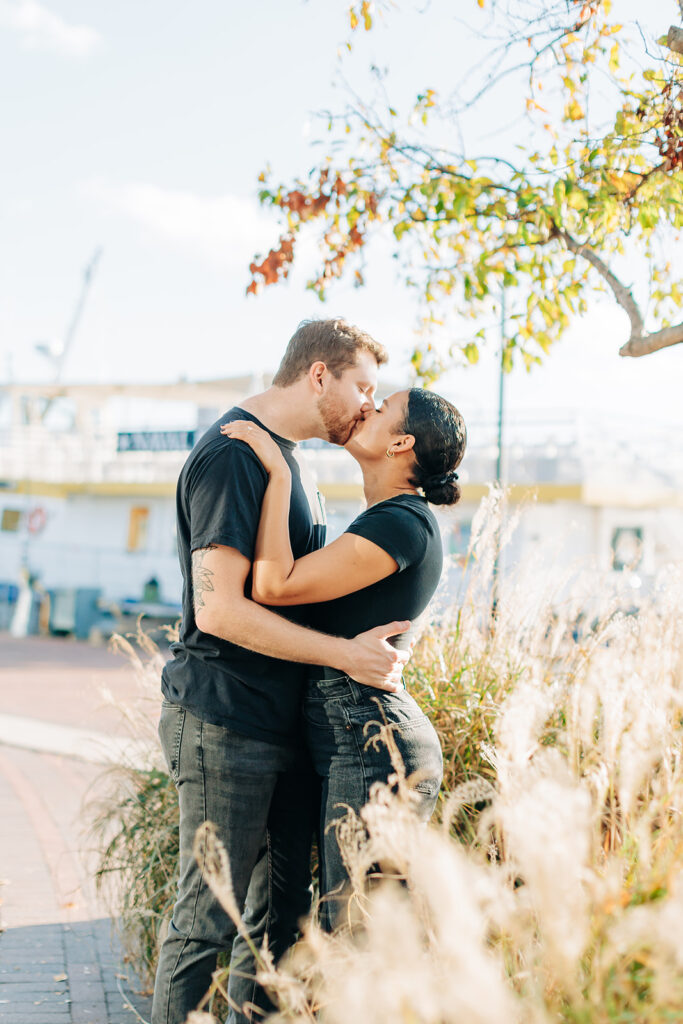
[{"left": 335, "top": 620, "right": 411, "bottom": 691}]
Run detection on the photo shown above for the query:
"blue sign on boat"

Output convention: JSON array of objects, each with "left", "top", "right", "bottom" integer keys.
[{"left": 117, "top": 430, "right": 196, "bottom": 452}]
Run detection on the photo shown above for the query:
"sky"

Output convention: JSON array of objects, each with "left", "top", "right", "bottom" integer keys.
[{"left": 1, "top": 0, "right": 681, "bottom": 439}]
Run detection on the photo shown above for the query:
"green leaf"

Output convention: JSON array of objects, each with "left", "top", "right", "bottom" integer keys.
[
  {"left": 452, "top": 191, "right": 470, "bottom": 218},
  {"left": 567, "top": 190, "right": 589, "bottom": 212}
]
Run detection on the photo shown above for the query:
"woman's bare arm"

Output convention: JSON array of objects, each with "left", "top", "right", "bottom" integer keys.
[{"left": 220, "top": 420, "right": 398, "bottom": 606}]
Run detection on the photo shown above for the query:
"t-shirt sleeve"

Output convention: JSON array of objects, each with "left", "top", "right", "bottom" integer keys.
[
  {"left": 346, "top": 503, "right": 431, "bottom": 571},
  {"left": 188, "top": 440, "right": 268, "bottom": 561}
]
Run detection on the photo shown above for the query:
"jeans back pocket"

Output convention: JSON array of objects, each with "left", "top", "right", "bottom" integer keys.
[{"left": 158, "top": 700, "right": 186, "bottom": 783}]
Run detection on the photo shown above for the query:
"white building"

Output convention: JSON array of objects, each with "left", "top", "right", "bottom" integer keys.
[{"left": 1, "top": 377, "right": 681, "bottom": 635}]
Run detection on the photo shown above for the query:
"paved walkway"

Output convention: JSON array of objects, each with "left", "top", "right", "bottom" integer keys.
[{"left": 1, "top": 636, "right": 161, "bottom": 1023}]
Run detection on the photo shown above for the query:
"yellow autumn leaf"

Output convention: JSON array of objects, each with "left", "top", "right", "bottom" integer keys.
[
  {"left": 565, "top": 100, "right": 584, "bottom": 121},
  {"left": 609, "top": 42, "right": 619, "bottom": 73}
]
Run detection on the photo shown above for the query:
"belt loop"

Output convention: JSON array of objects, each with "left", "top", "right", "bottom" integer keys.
[{"left": 346, "top": 675, "right": 360, "bottom": 704}]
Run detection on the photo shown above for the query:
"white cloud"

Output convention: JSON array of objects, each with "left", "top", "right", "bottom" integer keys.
[
  {"left": 86, "top": 179, "right": 295, "bottom": 274},
  {"left": 0, "top": 0, "right": 100, "bottom": 56}
]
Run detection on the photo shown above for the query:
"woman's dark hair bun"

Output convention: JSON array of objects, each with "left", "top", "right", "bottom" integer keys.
[
  {"left": 400, "top": 390, "right": 466, "bottom": 507},
  {"left": 422, "top": 476, "right": 461, "bottom": 506}
]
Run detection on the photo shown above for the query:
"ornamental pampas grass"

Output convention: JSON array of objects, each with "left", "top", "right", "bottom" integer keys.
[
  {"left": 245, "top": 513, "right": 683, "bottom": 1023},
  {"left": 266, "top": 775, "right": 523, "bottom": 1024},
  {"left": 86, "top": 498, "right": 683, "bottom": 1022}
]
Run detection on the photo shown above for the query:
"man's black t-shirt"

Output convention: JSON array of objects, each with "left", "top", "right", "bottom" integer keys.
[
  {"left": 161, "top": 407, "right": 326, "bottom": 744},
  {"left": 308, "top": 494, "right": 443, "bottom": 652}
]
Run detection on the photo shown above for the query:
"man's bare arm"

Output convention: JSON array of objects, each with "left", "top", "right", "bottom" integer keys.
[
  {"left": 192, "top": 544, "right": 408, "bottom": 690},
  {"left": 191, "top": 543, "right": 217, "bottom": 610}
]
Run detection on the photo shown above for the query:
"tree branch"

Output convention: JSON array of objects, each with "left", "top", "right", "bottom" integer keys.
[
  {"left": 619, "top": 325, "right": 683, "bottom": 357},
  {"left": 667, "top": 25, "right": 683, "bottom": 55},
  {"left": 624, "top": 161, "right": 670, "bottom": 201},
  {"left": 556, "top": 228, "right": 683, "bottom": 358},
  {"left": 557, "top": 229, "right": 645, "bottom": 336}
]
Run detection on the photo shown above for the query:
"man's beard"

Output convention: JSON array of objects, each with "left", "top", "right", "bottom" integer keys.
[{"left": 318, "top": 394, "right": 357, "bottom": 446}]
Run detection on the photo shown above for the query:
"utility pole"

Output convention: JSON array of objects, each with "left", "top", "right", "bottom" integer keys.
[
  {"left": 491, "top": 289, "right": 506, "bottom": 622},
  {"left": 495, "top": 290, "right": 506, "bottom": 486}
]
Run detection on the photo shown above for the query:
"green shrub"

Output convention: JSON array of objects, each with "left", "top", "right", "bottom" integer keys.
[
  {"left": 91, "top": 765, "right": 178, "bottom": 985},
  {"left": 87, "top": 625, "right": 180, "bottom": 987}
]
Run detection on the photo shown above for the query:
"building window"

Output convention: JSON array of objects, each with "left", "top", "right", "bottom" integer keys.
[
  {"left": 611, "top": 526, "right": 643, "bottom": 572},
  {"left": 1, "top": 508, "right": 21, "bottom": 532},
  {"left": 128, "top": 506, "right": 149, "bottom": 552}
]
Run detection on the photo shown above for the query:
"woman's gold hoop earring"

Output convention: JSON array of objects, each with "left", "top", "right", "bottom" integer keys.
[{"left": 386, "top": 449, "right": 394, "bottom": 458}]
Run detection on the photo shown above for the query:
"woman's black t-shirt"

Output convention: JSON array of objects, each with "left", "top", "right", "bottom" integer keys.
[{"left": 309, "top": 493, "right": 443, "bottom": 651}]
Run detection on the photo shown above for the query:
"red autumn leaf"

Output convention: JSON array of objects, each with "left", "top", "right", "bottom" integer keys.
[
  {"left": 283, "top": 190, "right": 308, "bottom": 215},
  {"left": 349, "top": 225, "right": 364, "bottom": 247},
  {"left": 311, "top": 194, "right": 331, "bottom": 216},
  {"left": 246, "top": 235, "right": 296, "bottom": 295}
]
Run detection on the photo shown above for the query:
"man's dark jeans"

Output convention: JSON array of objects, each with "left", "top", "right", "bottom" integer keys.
[{"left": 151, "top": 701, "right": 317, "bottom": 1024}]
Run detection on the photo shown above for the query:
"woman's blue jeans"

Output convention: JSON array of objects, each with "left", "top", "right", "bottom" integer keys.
[
  {"left": 151, "top": 701, "right": 317, "bottom": 1024},
  {"left": 304, "top": 671, "right": 443, "bottom": 931}
]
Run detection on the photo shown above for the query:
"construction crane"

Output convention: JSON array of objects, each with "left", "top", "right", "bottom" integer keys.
[
  {"left": 34, "top": 247, "right": 102, "bottom": 419},
  {"left": 35, "top": 247, "right": 102, "bottom": 381}
]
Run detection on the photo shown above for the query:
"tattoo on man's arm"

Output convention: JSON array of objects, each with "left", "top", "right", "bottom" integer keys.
[{"left": 192, "top": 544, "right": 217, "bottom": 612}]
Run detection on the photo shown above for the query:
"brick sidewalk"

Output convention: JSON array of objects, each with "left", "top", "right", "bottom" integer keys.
[
  {"left": 0, "top": 919, "right": 152, "bottom": 1024},
  {"left": 0, "top": 634, "right": 163, "bottom": 734},
  {"left": 0, "top": 738, "right": 154, "bottom": 1023}
]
